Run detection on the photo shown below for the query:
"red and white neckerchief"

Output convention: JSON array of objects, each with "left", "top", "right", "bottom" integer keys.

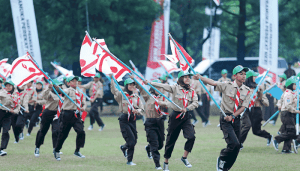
[
  {"left": 75, "top": 90, "right": 81, "bottom": 118},
  {"left": 125, "top": 94, "right": 137, "bottom": 121},
  {"left": 248, "top": 89, "right": 257, "bottom": 111},
  {"left": 153, "top": 95, "right": 168, "bottom": 116},
  {"left": 6, "top": 91, "right": 19, "bottom": 109},
  {"left": 91, "top": 83, "right": 97, "bottom": 99},
  {"left": 54, "top": 94, "right": 63, "bottom": 120},
  {"left": 231, "top": 87, "right": 240, "bottom": 123},
  {"left": 177, "top": 89, "right": 194, "bottom": 119},
  {"left": 206, "top": 92, "right": 209, "bottom": 100}
]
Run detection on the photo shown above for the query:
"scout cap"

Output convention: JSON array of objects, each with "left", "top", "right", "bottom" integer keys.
[
  {"left": 159, "top": 74, "right": 168, "bottom": 81},
  {"left": 285, "top": 77, "right": 297, "bottom": 87},
  {"left": 95, "top": 73, "right": 101, "bottom": 78},
  {"left": 232, "top": 65, "right": 249, "bottom": 75},
  {"left": 53, "top": 79, "right": 63, "bottom": 86},
  {"left": 78, "top": 77, "right": 82, "bottom": 82},
  {"left": 66, "top": 76, "right": 79, "bottom": 82},
  {"left": 124, "top": 78, "right": 135, "bottom": 86},
  {"left": 278, "top": 73, "right": 287, "bottom": 80},
  {"left": 246, "top": 70, "right": 259, "bottom": 79},
  {"left": 152, "top": 79, "right": 161, "bottom": 83},
  {"left": 4, "top": 81, "right": 15, "bottom": 86},
  {"left": 221, "top": 69, "right": 228, "bottom": 75},
  {"left": 177, "top": 71, "right": 193, "bottom": 79}
]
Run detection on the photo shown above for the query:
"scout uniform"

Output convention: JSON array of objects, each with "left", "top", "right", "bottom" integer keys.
[
  {"left": 214, "top": 66, "right": 251, "bottom": 171},
  {"left": 34, "top": 79, "right": 63, "bottom": 157},
  {"left": 81, "top": 73, "right": 105, "bottom": 130},
  {"left": 263, "top": 78, "right": 275, "bottom": 121},
  {"left": 110, "top": 78, "right": 144, "bottom": 165},
  {"left": 24, "top": 84, "right": 37, "bottom": 129},
  {"left": 240, "top": 70, "right": 272, "bottom": 148},
  {"left": 0, "top": 81, "right": 20, "bottom": 156},
  {"left": 136, "top": 79, "right": 166, "bottom": 169},
  {"left": 218, "top": 69, "right": 231, "bottom": 83},
  {"left": 200, "top": 75, "right": 213, "bottom": 120},
  {"left": 151, "top": 71, "right": 198, "bottom": 170},
  {"left": 54, "top": 76, "right": 87, "bottom": 161},
  {"left": 11, "top": 86, "right": 29, "bottom": 143},
  {"left": 28, "top": 81, "right": 46, "bottom": 135},
  {"left": 159, "top": 74, "right": 170, "bottom": 121},
  {"left": 273, "top": 78, "right": 300, "bottom": 153},
  {"left": 276, "top": 74, "right": 288, "bottom": 133}
]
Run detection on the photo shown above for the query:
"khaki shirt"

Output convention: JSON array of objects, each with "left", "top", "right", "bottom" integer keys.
[
  {"left": 277, "top": 89, "right": 297, "bottom": 113},
  {"left": 215, "top": 81, "right": 251, "bottom": 113},
  {"left": 200, "top": 84, "right": 212, "bottom": 95},
  {"left": 16, "top": 90, "right": 29, "bottom": 112},
  {"left": 43, "top": 88, "right": 61, "bottom": 111},
  {"left": 24, "top": 87, "right": 37, "bottom": 106},
  {"left": 36, "top": 90, "right": 46, "bottom": 105},
  {"left": 190, "top": 79, "right": 202, "bottom": 95},
  {"left": 136, "top": 82, "right": 167, "bottom": 118},
  {"left": 110, "top": 79, "right": 144, "bottom": 114},
  {"left": 151, "top": 82, "right": 198, "bottom": 112},
  {"left": 250, "top": 85, "right": 269, "bottom": 107},
  {"left": 0, "top": 89, "right": 20, "bottom": 114},
  {"left": 218, "top": 77, "right": 231, "bottom": 83},
  {"left": 81, "top": 81, "right": 103, "bottom": 98},
  {"left": 62, "top": 87, "right": 87, "bottom": 111}
]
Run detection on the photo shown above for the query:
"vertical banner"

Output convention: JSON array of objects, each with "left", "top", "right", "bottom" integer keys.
[
  {"left": 145, "top": 0, "right": 166, "bottom": 81},
  {"left": 258, "top": 0, "right": 278, "bottom": 83},
  {"left": 202, "top": 27, "right": 221, "bottom": 61},
  {"left": 10, "top": 0, "right": 43, "bottom": 68}
]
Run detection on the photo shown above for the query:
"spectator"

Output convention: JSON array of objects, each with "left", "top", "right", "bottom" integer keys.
[{"left": 284, "top": 63, "right": 296, "bottom": 79}]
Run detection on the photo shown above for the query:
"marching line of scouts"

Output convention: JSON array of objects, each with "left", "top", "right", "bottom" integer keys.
[{"left": 1, "top": 64, "right": 300, "bottom": 171}]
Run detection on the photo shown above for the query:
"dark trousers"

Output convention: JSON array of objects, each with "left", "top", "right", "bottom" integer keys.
[
  {"left": 0, "top": 110, "right": 12, "bottom": 150},
  {"left": 145, "top": 118, "right": 165, "bottom": 167},
  {"left": 55, "top": 110, "right": 85, "bottom": 152},
  {"left": 164, "top": 111, "right": 195, "bottom": 159},
  {"left": 35, "top": 109, "right": 60, "bottom": 148},
  {"left": 219, "top": 114, "right": 241, "bottom": 170},
  {"left": 263, "top": 94, "right": 275, "bottom": 121},
  {"left": 28, "top": 105, "right": 43, "bottom": 134},
  {"left": 272, "top": 107, "right": 280, "bottom": 123},
  {"left": 201, "top": 94, "right": 210, "bottom": 119},
  {"left": 240, "top": 107, "right": 271, "bottom": 144},
  {"left": 89, "top": 98, "right": 104, "bottom": 127},
  {"left": 275, "top": 111, "right": 300, "bottom": 151},
  {"left": 119, "top": 113, "right": 137, "bottom": 162},
  {"left": 24, "top": 105, "right": 35, "bottom": 121},
  {"left": 11, "top": 114, "right": 25, "bottom": 142}
]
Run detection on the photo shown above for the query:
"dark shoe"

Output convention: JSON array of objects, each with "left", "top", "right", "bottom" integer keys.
[
  {"left": 120, "top": 145, "right": 127, "bottom": 158},
  {"left": 163, "top": 162, "right": 169, "bottom": 171},
  {"left": 34, "top": 148, "right": 40, "bottom": 157},
  {"left": 126, "top": 161, "right": 136, "bottom": 166},
  {"left": 99, "top": 124, "right": 105, "bottom": 131},
  {"left": 281, "top": 150, "right": 293, "bottom": 154},
  {"left": 240, "top": 143, "right": 244, "bottom": 151},
  {"left": 267, "top": 135, "right": 273, "bottom": 146},
  {"left": 74, "top": 151, "right": 85, "bottom": 158},
  {"left": 273, "top": 139, "right": 279, "bottom": 151},
  {"left": 145, "top": 145, "right": 152, "bottom": 159},
  {"left": 216, "top": 157, "right": 226, "bottom": 171},
  {"left": 53, "top": 150, "right": 61, "bottom": 161},
  {"left": 0, "top": 150, "right": 7, "bottom": 156},
  {"left": 181, "top": 157, "right": 192, "bottom": 168}
]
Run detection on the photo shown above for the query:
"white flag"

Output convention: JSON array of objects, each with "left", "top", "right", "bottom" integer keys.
[{"left": 158, "top": 60, "right": 180, "bottom": 73}]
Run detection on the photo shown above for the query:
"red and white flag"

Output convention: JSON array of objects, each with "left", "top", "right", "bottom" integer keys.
[
  {"left": 213, "top": 0, "right": 220, "bottom": 6},
  {"left": 158, "top": 60, "right": 180, "bottom": 73},
  {"left": 0, "top": 59, "right": 12, "bottom": 78},
  {"left": 169, "top": 38, "right": 194, "bottom": 72},
  {"left": 10, "top": 53, "right": 48, "bottom": 87},
  {"left": 96, "top": 40, "right": 130, "bottom": 81},
  {"left": 51, "top": 62, "right": 73, "bottom": 77}
]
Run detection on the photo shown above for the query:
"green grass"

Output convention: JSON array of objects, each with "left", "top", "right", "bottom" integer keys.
[{"left": 1, "top": 116, "right": 300, "bottom": 171}]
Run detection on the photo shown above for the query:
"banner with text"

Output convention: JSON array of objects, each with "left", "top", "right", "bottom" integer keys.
[
  {"left": 10, "top": 0, "right": 43, "bottom": 68},
  {"left": 202, "top": 27, "right": 220, "bottom": 61},
  {"left": 258, "top": 0, "right": 278, "bottom": 83}
]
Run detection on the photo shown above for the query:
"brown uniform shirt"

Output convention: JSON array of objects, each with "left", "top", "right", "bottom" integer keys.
[
  {"left": 62, "top": 87, "right": 87, "bottom": 111},
  {"left": 0, "top": 89, "right": 20, "bottom": 114},
  {"left": 110, "top": 79, "right": 144, "bottom": 114},
  {"left": 81, "top": 81, "right": 103, "bottom": 99},
  {"left": 190, "top": 79, "right": 202, "bottom": 95},
  {"left": 218, "top": 77, "right": 231, "bottom": 83},
  {"left": 277, "top": 89, "right": 297, "bottom": 113},
  {"left": 43, "top": 88, "right": 61, "bottom": 111},
  {"left": 16, "top": 90, "right": 29, "bottom": 112},
  {"left": 151, "top": 82, "right": 198, "bottom": 112},
  {"left": 250, "top": 85, "right": 269, "bottom": 107},
  {"left": 215, "top": 81, "right": 251, "bottom": 113},
  {"left": 36, "top": 90, "right": 46, "bottom": 105},
  {"left": 136, "top": 82, "right": 167, "bottom": 118},
  {"left": 24, "top": 87, "right": 37, "bottom": 106}
]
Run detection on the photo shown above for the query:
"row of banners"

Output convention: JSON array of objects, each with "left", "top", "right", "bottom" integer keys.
[{"left": 8, "top": 0, "right": 279, "bottom": 82}]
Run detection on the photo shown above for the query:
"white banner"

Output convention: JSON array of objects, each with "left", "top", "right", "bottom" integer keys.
[
  {"left": 202, "top": 27, "right": 220, "bottom": 60},
  {"left": 258, "top": 0, "right": 278, "bottom": 83},
  {"left": 10, "top": 0, "right": 43, "bottom": 68}
]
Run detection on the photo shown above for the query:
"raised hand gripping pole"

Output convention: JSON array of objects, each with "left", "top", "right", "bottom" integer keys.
[
  {"left": 263, "top": 110, "right": 280, "bottom": 127},
  {"left": 168, "top": 33, "right": 225, "bottom": 116},
  {"left": 91, "top": 37, "right": 182, "bottom": 110},
  {"left": 26, "top": 52, "right": 82, "bottom": 109},
  {"left": 50, "top": 62, "right": 91, "bottom": 101}
]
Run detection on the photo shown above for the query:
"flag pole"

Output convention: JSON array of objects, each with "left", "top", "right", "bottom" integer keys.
[
  {"left": 263, "top": 84, "right": 277, "bottom": 94},
  {"left": 296, "top": 79, "right": 299, "bottom": 135},
  {"left": 91, "top": 36, "right": 182, "bottom": 110},
  {"left": 26, "top": 52, "right": 82, "bottom": 109},
  {"left": 263, "top": 110, "right": 280, "bottom": 127},
  {"left": 168, "top": 33, "right": 225, "bottom": 116},
  {"left": 50, "top": 62, "right": 91, "bottom": 101},
  {"left": 0, "top": 103, "right": 12, "bottom": 111},
  {"left": 0, "top": 73, "right": 7, "bottom": 80}
]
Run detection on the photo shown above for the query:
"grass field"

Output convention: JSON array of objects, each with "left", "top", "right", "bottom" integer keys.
[{"left": 1, "top": 115, "right": 300, "bottom": 171}]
